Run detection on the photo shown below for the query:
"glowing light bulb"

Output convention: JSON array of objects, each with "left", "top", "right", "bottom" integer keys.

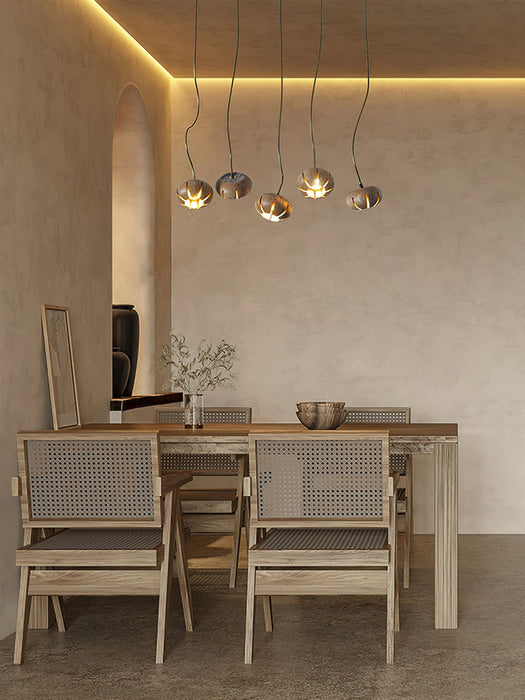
[
  {"left": 296, "top": 168, "right": 334, "bottom": 199},
  {"left": 255, "top": 193, "right": 292, "bottom": 222},
  {"left": 177, "top": 179, "right": 213, "bottom": 210}
]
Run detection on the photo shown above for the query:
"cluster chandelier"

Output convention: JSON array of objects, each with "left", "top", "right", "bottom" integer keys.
[
  {"left": 215, "top": 0, "right": 252, "bottom": 200},
  {"left": 296, "top": 0, "right": 334, "bottom": 200},
  {"left": 346, "top": 0, "right": 382, "bottom": 210},
  {"left": 177, "top": 0, "right": 381, "bottom": 219},
  {"left": 176, "top": 0, "right": 213, "bottom": 210}
]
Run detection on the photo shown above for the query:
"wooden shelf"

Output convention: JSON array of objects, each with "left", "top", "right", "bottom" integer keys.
[{"left": 110, "top": 392, "right": 183, "bottom": 412}]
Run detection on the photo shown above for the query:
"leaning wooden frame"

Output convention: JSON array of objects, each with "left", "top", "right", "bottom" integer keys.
[{"left": 41, "top": 305, "right": 80, "bottom": 429}]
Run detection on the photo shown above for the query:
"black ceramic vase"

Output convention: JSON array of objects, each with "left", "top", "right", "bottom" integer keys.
[
  {"left": 112, "top": 347, "right": 131, "bottom": 398},
  {"left": 112, "top": 304, "right": 139, "bottom": 397}
]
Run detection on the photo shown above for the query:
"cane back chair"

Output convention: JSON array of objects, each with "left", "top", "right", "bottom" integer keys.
[
  {"left": 157, "top": 406, "right": 252, "bottom": 587},
  {"left": 244, "top": 432, "right": 398, "bottom": 664},
  {"left": 12, "top": 431, "right": 193, "bottom": 664},
  {"left": 345, "top": 407, "right": 413, "bottom": 587}
]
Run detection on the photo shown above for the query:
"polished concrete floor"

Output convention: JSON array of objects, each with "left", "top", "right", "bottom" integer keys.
[{"left": 1, "top": 535, "right": 524, "bottom": 700}]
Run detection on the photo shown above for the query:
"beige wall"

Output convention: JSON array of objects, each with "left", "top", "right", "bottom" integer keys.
[
  {"left": 0, "top": 0, "right": 172, "bottom": 639},
  {"left": 172, "top": 78, "right": 525, "bottom": 534},
  {"left": 113, "top": 85, "right": 156, "bottom": 394}
]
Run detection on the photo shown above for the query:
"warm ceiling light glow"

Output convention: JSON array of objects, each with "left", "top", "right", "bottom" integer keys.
[
  {"left": 296, "top": 168, "right": 334, "bottom": 199},
  {"left": 90, "top": 1, "right": 173, "bottom": 79},
  {"left": 177, "top": 179, "right": 213, "bottom": 209},
  {"left": 255, "top": 193, "right": 292, "bottom": 222},
  {"left": 346, "top": 185, "right": 382, "bottom": 210}
]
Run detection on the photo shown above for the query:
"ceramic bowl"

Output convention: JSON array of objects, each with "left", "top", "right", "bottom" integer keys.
[
  {"left": 297, "top": 401, "right": 345, "bottom": 411},
  {"left": 296, "top": 409, "right": 348, "bottom": 430}
]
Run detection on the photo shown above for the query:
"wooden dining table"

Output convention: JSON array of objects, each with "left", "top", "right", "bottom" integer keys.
[{"left": 76, "top": 420, "right": 459, "bottom": 630}]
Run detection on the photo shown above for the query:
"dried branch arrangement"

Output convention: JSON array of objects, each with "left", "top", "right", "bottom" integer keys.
[{"left": 159, "top": 333, "right": 236, "bottom": 394}]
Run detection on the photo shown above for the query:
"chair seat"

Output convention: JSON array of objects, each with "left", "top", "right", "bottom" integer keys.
[
  {"left": 255, "top": 528, "right": 388, "bottom": 551},
  {"left": 16, "top": 528, "right": 164, "bottom": 567},
  {"left": 181, "top": 489, "right": 237, "bottom": 513}
]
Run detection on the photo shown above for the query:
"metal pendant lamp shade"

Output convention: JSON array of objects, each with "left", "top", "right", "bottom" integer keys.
[
  {"left": 297, "top": 0, "right": 334, "bottom": 200},
  {"left": 216, "top": 172, "right": 252, "bottom": 200},
  {"left": 216, "top": 0, "right": 252, "bottom": 200},
  {"left": 346, "top": 0, "right": 381, "bottom": 211},
  {"left": 177, "top": 179, "right": 214, "bottom": 210},
  {"left": 346, "top": 184, "right": 382, "bottom": 210},
  {"left": 255, "top": 193, "right": 292, "bottom": 222},
  {"left": 177, "top": 0, "right": 213, "bottom": 211},
  {"left": 256, "top": 0, "right": 291, "bottom": 222},
  {"left": 296, "top": 167, "right": 334, "bottom": 199}
]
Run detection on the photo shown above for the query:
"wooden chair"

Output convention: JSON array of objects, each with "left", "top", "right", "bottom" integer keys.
[
  {"left": 156, "top": 407, "right": 252, "bottom": 588},
  {"left": 345, "top": 407, "right": 413, "bottom": 587},
  {"left": 244, "top": 432, "right": 398, "bottom": 664},
  {"left": 12, "top": 431, "right": 193, "bottom": 665}
]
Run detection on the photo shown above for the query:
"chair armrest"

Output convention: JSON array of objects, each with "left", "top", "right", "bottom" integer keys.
[
  {"left": 387, "top": 473, "right": 400, "bottom": 497},
  {"left": 11, "top": 477, "right": 21, "bottom": 497},
  {"left": 160, "top": 472, "right": 193, "bottom": 495},
  {"left": 391, "top": 472, "right": 401, "bottom": 494}
]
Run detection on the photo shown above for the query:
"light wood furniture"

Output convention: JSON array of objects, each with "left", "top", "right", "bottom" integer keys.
[
  {"left": 244, "top": 432, "right": 398, "bottom": 663},
  {"left": 345, "top": 407, "right": 413, "bottom": 587},
  {"left": 156, "top": 407, "right": 252, "bottom": 588},
  {"left": 67, "top": 421, "right": 458, "bottom": 630},
  {"left": 13, "top": 431, "right": 193, "bottom": 664}
]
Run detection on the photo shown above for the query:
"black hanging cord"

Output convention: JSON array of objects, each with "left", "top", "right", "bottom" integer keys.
[
  {"left": 226, "top": 0, "right": 241, "bottom": 178},
  {"left": 351, "top": 0, "right": 370, "bottom": 188},
  {"left": 309, "top": 0, "right": 323, "bottom": 169},
  {"left": 276, "top": 0, "right": 285, "bottom": 195},
  {"left": 184, "top": 0, "right": 200, "bottom": 179}
]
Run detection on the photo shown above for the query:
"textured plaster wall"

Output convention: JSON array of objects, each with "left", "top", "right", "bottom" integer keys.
[
  {"left": 172, "top": 78, "right": 525, "bottom": 535},
  {"left": 0, "top": 1, "right": 172, "bottom": 639},
  {"left": 113, "top": 85, "right": 156, "bottom": 394}
]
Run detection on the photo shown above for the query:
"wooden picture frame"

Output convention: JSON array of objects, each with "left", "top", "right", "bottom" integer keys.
[{"left": 41, "top": 305, "right": 80, "bottom": 429}]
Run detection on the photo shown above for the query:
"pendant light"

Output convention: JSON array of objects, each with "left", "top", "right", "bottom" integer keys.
[
  {"left": 216, "top": 0, "right": 252, "bottom": 199},
  {"left": 255, "top": 0, "right": 292, "bottom": 222},
  {"left": 296, "top": 0, "right": 334, "bottom": 200},
  {"left": 346, "top": 0, "right": 382, "bottom": 210},
  {"left": 177, "top": 0, "right": 213, "bottom": 210}
]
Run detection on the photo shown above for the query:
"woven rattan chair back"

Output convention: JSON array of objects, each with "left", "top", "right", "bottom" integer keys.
[
  {"left": 345, "top": 407, "right": 410, "bottom": 472},
  {"left": 158, "top": 407, "right": 251, "bottom": 475},
  {"left": 249, "top": 432, "right": 391, "bottom": 527},
  {"left": 156, "top": 406, "right": 252, "bottom": 424},
  {"left": 17, "top": 432, "right": 162, "bottom": 528}
]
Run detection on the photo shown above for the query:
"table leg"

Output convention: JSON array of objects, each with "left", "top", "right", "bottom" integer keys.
[{"left": 434, "top": 443, "right": 458, "bottom": 629}]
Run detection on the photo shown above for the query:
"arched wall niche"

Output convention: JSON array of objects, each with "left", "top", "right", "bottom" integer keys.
[{"left": 112, "top": 83, "right": 155, "bottom": 395}]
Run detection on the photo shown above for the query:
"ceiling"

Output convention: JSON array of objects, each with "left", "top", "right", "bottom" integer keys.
[{"left": 96, "top": 0, "right": 525, "bottom": 78}]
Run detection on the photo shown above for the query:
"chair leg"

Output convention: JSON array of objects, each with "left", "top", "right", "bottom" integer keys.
[
  {"left": 51, "top": 596, "right": 66, "bottom": 632},
  {"left": 157, "top": 489, "right": 175, "bottom": 664},
  {"left": 14, "top": 567, "right": 31, "bottom": 665},
  {"left": 230, "top": 463, "right": 245, "bottom": 588},
  {"left": 244, "top": 565, "right": 256, "bottom": 664},
  {"left": 174, "top": 493, "right": 193, "bottom": 633},
  {"left": 262, "top": 596, "right": 273, "bottom": 632}
]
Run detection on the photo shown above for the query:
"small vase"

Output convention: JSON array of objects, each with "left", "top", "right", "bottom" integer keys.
[
  {"left": 184, "top": 393, "right": 204, "bottom": 429},
  {"left": 112, "top": 304, "right": 139, "bottom": 397},
  {"left": 112, "top": 347, "right": 131, "bottom": 398}
]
